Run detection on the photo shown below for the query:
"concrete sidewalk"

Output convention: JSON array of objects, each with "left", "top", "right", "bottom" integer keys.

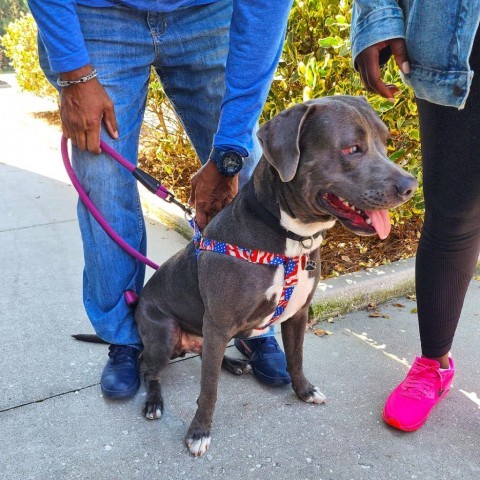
[{"left": 1, "top": 73, "right": 479, "bottom": 480}]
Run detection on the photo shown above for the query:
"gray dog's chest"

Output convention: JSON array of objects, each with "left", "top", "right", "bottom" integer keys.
[
  {"left": 253, "top": 260, "right": 317, "bottom": 331},
  {"left": 257, "top": 237, "right": 322, "bottom": 327},
  {"left": 194, "top": 233, "right": 323, "bottom": 335}
]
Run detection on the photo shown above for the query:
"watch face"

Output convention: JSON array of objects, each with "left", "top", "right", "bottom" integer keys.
[
  {"left": 211, "top": 149, "right": 244, "bottom": 176},
  {"left": 223, "top": 153, "right": 242, "bottom": 174}
]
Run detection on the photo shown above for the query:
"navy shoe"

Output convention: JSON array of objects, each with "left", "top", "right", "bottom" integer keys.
[
  {"left": 101, "top": 345, "right": 141, "bottom": 399},
  {"left": 234, "top": 337, "right": 291, "bottom": 386}
]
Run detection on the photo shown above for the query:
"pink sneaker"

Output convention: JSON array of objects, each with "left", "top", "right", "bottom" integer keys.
[{"left": 383, "top": 356, "right": 455, "bottom": 431}]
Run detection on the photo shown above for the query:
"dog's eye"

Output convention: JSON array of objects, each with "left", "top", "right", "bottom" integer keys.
[{"left": 341, "top": 145, "right": 361, "bottom": 155}]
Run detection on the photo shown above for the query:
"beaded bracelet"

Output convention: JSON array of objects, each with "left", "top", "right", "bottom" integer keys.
[{"left": 56, "top": 68, "right": 98, "bottom": 88}]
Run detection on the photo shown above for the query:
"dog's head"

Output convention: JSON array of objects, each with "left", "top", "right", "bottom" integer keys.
[{"left": 257, "top": 96, "right": 418, "bottom": 239}]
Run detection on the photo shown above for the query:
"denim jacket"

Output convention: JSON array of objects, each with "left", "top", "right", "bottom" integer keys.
[{"left": 351, "top": 1, "right": 480, "bottom": 108}]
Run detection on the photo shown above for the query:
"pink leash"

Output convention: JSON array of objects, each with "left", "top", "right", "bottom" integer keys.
[{"left": 61, "top": 136, "right": 192, "bottom": 283}]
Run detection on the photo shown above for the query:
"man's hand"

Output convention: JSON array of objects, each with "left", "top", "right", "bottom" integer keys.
[
  {"left": 189, "top": 160, "right": 238, "bottom": 230},
  {"left": 356, "top": 38, "right": 410, "bottom": 100},
  {"left": 59, "top": 65, "right": 118, "bottom": 153}
]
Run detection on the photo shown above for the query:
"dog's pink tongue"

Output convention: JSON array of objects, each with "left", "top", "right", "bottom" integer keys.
[{"left": 365, "top": 210, "right": 391, "bottom": 240}]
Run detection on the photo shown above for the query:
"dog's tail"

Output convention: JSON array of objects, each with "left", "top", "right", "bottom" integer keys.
[{"left": 71, "top": 334, "right": 109, "bottom": 344}]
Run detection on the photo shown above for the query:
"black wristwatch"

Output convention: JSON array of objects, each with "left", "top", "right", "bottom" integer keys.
[{"left": 209, "top": 148, "right": 244, "bottom": 177}]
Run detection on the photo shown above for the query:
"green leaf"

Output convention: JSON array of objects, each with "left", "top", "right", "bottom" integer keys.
[
  {"left": 389, "top": 149, "right": 406, "bottom": 162},
  {"left": 409, "top": 129, "right": 420, "bottom": 141},
  {"left": 318, "top": 36, "right": 343, "bottom": 49}
]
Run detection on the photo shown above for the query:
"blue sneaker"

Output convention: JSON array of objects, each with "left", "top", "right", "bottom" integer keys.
[
  {"left": 101, "top": 345, "right": 141, "bottom": 399},
  {"left": 234, "top": 337, "right": 291, "bottom": 386}
]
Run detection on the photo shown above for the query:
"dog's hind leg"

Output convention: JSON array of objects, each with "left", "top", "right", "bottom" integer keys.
[
  {"left": 221, "top": 355, "right": 252, "bottom": 376},
  {"left": 282, "top": 309, "right": 326, "bottom": 404}
]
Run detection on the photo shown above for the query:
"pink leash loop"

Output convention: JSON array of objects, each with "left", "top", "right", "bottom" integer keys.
[{"left": 61, "top": 136, "right": 160, "bottom": 270}]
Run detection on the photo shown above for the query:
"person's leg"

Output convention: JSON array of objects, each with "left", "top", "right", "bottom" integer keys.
[
  {"left": 415, "top": 27, "right": 480, "bottom": 362},
  {"left": 383, "top": 30, "right": 480, "bottom": 430},
  {"left": 151, "top": 0, "right": 289, "bottom": 385},
  {"left": 73, "top": 6, "right": 152, "bottom": 349},
  {"left": 416, "top": 106, "right": 480, "bottom": 364},
  {"left": 39, "top": 5, "right": 154, "bottom": 397}
]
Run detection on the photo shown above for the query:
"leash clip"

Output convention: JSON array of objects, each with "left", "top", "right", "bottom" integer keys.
[
  {"left": 184, "top": 210, "right": 194, "bottom": 223},
  {"left": 165, "top": 192, "right": 193, "bottom": 216}
]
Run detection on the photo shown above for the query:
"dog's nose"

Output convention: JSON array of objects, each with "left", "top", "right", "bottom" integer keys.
[{"left": 395, "top": 175, "right": 418, "bottom": 200}]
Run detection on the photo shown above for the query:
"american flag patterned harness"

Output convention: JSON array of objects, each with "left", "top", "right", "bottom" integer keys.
[{"left": 191, "top": 220, "right": 315, "bottom": 328}]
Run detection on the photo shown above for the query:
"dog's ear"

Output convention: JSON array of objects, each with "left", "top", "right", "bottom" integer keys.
[{"left": 257, "top": 103, "right": 315, "bottom": 182}]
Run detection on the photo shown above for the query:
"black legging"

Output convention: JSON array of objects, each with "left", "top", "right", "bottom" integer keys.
[{"left": 415, "top": 31, "right": 480, "bottom": 358}]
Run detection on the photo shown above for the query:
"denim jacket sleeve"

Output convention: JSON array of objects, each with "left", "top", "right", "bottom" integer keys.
[{"left": 350, "top": 0, "right": 405, "bottom": 68}]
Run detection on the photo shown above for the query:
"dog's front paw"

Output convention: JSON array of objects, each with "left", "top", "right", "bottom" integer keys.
[
  {"left": 304, "top": 386, "right": 327, "bottom": 404},
  {"left": 186, "top": 430, "right": 211, "bottom": 457},
  {"left": 296, "top": 385, "right": 327, "bottom": 404},
  {"left": 144, "top": 401, "right": 163, "bottom": 420}
]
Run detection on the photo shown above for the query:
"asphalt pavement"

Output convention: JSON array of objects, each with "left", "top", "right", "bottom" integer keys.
[{"left": 1, "top": 73, "right": 479, "bottom": 480}]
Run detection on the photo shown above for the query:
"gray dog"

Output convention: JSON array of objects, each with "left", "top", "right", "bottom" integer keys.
[{"left": 135, "top": 96, "right": 418, "bottom": 456}]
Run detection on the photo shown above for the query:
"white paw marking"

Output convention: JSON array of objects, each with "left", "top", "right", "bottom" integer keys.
[
  {"left": 146, "top": 408, "right": 162, "bottom": 420},
  {"left": 305, "top": 387, "right": 327, "bottom": 404},
  {"left": 187, "top": 435, "right": 211, "bottom": 457},
  {"left": 238, "top": 363, "right": 253, "bottom": 375}
]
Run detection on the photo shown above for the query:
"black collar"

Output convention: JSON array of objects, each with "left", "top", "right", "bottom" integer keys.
[{"left": 245, "top": 181, "right": 324, "bottom": 244}]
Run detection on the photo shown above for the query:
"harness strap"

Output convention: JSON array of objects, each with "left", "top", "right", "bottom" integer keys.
[{"left": 192, "top": 220, "right": 308, "bottom": 327}]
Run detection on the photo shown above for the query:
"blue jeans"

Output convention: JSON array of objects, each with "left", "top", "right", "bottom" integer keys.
[{"left": 39, "top": 1, "right": 262, "bottom": 346}]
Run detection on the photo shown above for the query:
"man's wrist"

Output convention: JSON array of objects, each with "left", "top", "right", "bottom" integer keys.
[
  {"left": 59, "top": 64, "right": 94, "bottom": 81},
  {"left": 209, "top": 147, "right": 245, "bottom": 177},
  {"left": 57, "top": 65, "right": 98, "bottom": 88}
]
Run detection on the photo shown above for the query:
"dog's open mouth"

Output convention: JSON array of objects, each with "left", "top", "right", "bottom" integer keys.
[{"left": 319, "top": 193, "right": 391, "bottom": 239}]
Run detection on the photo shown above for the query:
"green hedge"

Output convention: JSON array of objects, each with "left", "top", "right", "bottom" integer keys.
[
  {"left": 1, "top": 1, "right": 423, "bottom": 221},
  {"left": 1, "top": 13, "right": 57, "bottom": 98},
  {"left": 0, "top": 0, "right": 28, "bottom": 69},
  {"left": 268, "top": 0, "right": 423, "bottom": 222}
]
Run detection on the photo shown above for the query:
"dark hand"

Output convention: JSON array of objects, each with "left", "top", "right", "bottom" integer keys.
[
  {"left": 189, "top": 160, "right": 238, "bottom": 230},
  {"left": 356, "top": 38, "right": 410, "bottom": 100},
  {"left": 59, "top": 65, "right": 118, "bottom": 154}
]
